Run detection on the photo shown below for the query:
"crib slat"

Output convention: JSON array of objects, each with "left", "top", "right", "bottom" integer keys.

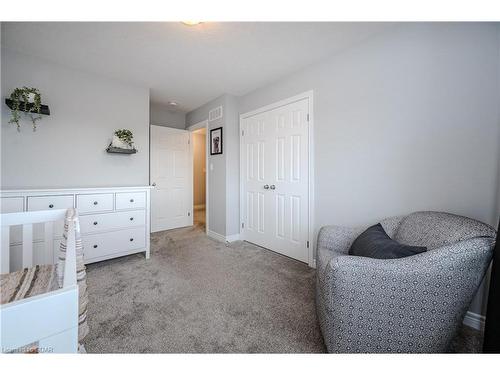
[
  {"left": 44, "top": 221, "right": 54, "bottom": 264},
  {"left": 22, "top": 224, "right": 33, "bottom": 268},
  {"left": 1, "top": 226, "right": 10, "bottom": 274}
]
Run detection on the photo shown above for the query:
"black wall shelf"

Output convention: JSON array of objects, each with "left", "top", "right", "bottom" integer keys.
[
  {"left": 5, "top": 98, "right": 51, "bottom": 116},
  {"left": 106, "top": 145, "right": 138, "bottom": 154}
]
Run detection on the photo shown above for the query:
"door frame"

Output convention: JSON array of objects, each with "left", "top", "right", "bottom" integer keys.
[
  {"left": 239, "top": 90, "right": 315, "bottom": 268},
  {"left": 149, "top": 125, "right": 193, "bottom": 232},
  {"left": 187, "top": 120, "right": 209, "bottom": 234}
]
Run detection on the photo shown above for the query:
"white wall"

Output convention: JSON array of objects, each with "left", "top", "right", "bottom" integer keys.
[
  {"left": 223, "top": 95, "right": 240, "bottom": 237},
  {"left": 149, "top": 102, "right": 186, "bottom": 129},
  {"left": 1, "top": 48, "right": 150, "bottom": 189},
  {"left": 186, "top": 95, "right": 227, "bottom": 235},
  {"left": 238, "top": 23, "right": 500, "bottom": 315},
  {"left": 186, "top": 94, "right": 240, "bottom": 237}
]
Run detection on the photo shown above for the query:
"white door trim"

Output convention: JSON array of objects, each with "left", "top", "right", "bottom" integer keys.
[
  {"left": 187, "top": 120, "right": 208, "bottom": 132},
  {"left": 188, "top": 120, "right": 209, "bottom": 234},
  {"left": 239, "top": 90, "right": 315, "bottom": 267}
]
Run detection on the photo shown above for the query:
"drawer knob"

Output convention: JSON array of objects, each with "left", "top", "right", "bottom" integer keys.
[
  {"left": 130, "top": 199, "right": 134, "bottom": 203},
  {"left": 93, "top": 244, "right": 98, "bottom": 248},
  {"left": 93, "top": 201, "right": 98, "bottom": 205},
  {"left": 93, "top": 221, "right": 98, "bottom": 225},
  {"left": 130, "top": 238, "right": 134, "bottom": 242},
  {"left": 49, "top": 204, "right": 54, "bottom": 208}
]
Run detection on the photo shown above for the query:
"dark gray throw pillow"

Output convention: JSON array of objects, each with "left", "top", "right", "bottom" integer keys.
[{"left": 349, "top": 223, "right": 427, "bottom": 259}]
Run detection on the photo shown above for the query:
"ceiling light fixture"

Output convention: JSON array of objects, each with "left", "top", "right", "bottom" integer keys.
[
  {"left": 182, "top": 21, "right": 201, "bottom": 26},
  {"left": 168, "top": 101, "right": 178, "bottom": 107}
]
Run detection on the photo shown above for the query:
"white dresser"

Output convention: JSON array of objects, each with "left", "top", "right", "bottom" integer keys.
[{"left": 0, "top": 186, "right": 151, "bottom": 270}]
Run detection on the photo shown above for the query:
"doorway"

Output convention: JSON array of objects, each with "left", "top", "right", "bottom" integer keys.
[
  {"left": 188, "top": 120, "right": 209, "bottom": 233},
  {"left": 192, "top": 127, "right": 207, "bottom": 229}
]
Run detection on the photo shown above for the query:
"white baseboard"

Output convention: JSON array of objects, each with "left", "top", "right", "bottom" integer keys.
[
  {"left": 207, "top": 230, "right": 240, "bottom": 243},
  {"left": 463, "top": 311, "right": 485, "bottom": 331},
  {"left": 225, "top": 234, "right": 240, "bottom": 242},
  {"left": 207, "top": 230, "right": 226, "bottom": 243}
]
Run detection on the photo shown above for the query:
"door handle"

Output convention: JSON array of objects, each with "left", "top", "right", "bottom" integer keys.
[
  {"left": 270, "top": 185, "right": 276, "bottom": 190},
  {"left": 263, "top": 185, "right": 269, "bottom": 190}
]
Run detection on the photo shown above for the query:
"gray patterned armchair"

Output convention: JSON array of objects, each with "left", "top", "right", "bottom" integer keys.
[{"left": 316, "top": 211, "right": 496, "bottom": 353}]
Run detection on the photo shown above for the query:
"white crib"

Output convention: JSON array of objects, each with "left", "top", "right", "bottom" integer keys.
[{"left": 0, "top": 208, "right": 79, "bottom": 353}]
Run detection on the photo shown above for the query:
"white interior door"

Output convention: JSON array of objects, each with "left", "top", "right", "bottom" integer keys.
[
  {"left": 150, "top": 125, "right": 193, "bottom": 232},
  {"left": 241, "top": 98, "right": 310, "bottom": 263}
]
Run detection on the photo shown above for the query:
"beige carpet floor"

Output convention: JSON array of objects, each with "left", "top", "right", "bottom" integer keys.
[{"left": 82, "top": 219, "right": 483, "bottom": 353}]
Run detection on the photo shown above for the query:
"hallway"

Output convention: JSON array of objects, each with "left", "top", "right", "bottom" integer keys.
[{"left": 194, "top": 207, "right": 206, "bottom": 230}]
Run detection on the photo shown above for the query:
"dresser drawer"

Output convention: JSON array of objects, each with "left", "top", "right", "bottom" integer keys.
[
  {"left": 27, "top": 195, "right": 73, "bottom": 242},
  {"left": 116, "top": 192, "right": 146, "bottom": 210},
  {"left": 27, "top": 195, "right": 74, "bottom": 211},
  {"left": 82, "top": 227, "right": 146, "bottom": 261},
  {"left": 77, "top": 193, "right": 114, "bottom": 214},
  {"left": 1, "top": 197, "right": 24, "bottom": 213},
  {"left": 1, "top": 197, "right": 25, "bottom": 245},
  {"left": 80, "top": 210, "right": 146, "bottom": 234}
]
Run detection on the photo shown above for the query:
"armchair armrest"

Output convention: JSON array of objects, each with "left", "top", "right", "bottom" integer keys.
[
  {"left": 317, "top": 225, "right": 366, "bottom": 254},
  {"left": 316, "top": 225, "right": 366, "bottom": 271},
  {"left": 317, "top": 216, "right": 405, "bottom": 256}
]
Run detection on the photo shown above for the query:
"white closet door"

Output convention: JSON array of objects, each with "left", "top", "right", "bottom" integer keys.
[
  {"left": 241, "top": 98, "right": 309, "bottom": 262},
  {"left": 150, "top": 125, "right": 193, "bottom": 232}
]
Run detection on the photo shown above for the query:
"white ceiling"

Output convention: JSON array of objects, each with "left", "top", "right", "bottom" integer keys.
[{"left": 1, "top": 22, "right": 394, "bottom": 112}]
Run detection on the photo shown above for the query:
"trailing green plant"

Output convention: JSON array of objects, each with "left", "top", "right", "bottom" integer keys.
[
  {"left": 8, "top": 87, "right": 42, "bottom": 131},
  {"left": 114, "top": 129, "right": 134, "bottom": 147}
]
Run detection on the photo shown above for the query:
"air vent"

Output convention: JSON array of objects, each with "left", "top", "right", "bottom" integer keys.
[{"left": 208, "top": 106, "right": 223, "bottom": 122}]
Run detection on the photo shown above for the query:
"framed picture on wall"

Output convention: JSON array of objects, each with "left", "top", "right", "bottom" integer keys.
[{"left": 210, "top": 127, "right": 223, "bottom": 155}]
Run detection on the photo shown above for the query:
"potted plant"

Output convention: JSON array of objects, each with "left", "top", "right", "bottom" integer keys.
[
  {"left": 107, "top": 129, "right": 137, "bottom": 154},
  {"left": 111, "top": 129, "right": 136, "bottom": 150},
  {"left": 8, "top": 87, "right": 43, "bottom": 131}
]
